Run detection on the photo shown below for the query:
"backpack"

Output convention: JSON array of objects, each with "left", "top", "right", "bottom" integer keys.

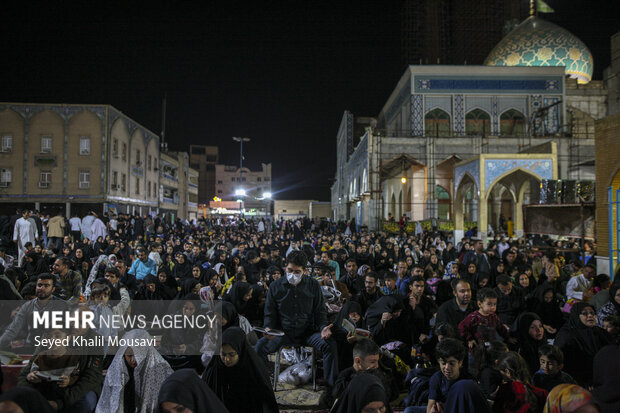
[{"left": 403, "top": 366, "right": 437, "bottom": 407}]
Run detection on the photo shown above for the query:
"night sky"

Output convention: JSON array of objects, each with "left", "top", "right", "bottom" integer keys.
[{"left": 2, "top": 1, "right": 618, "bottom": 200}]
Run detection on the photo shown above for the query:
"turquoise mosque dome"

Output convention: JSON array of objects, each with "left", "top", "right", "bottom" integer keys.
[{"left": 484, "top": 16, "right": 593, "bottom": 84}]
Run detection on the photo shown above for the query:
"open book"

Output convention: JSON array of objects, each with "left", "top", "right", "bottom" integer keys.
[
  {"left": 341, "top": 318, "right": 370, "bottom": 340},
  {"left": 34, "top": 365, "right": 78, "bottom": 382}
]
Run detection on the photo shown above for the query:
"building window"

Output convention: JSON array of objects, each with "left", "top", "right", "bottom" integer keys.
[
  {"left": 147, "top": 180, "right": 151, "bottom": 197},
  {"left": 79, "top": 170, "right": 90, "bottom": 189},
  {"left": 122, "top": 143, "right": 127, "bottom": 160},
  {"left": 217, "top": 180, "right": 223, "bottom": 184},
  {"left": 112, "top": 138, "right": 118, "bottom": 157},
  {"left": 41, "top": 136, "right": 52, "bottom": 153},
  {"left": 153, "top": 182, "right": 157, "bottom": 198},
  {"left": 39, "top": 170, "right": 51, "bottom": 188},
  {"left": 121, "top": 173, "right": 126, "bottom": 192},
  {"left": 136, "top": 149, "right": 141, "bottom": 165},
  {"left": 257, "top": 177, "right": 262, "bottom": 182},
  {"left": 264, "top": 177, "right": 270, "bottom": 182},
  {"left": 112, "top": 171, "right": 118, "bottom": 189},
  {"left": 79, "top": 136, "right": 91, "bottom": 155},
  {"left": 500, "top": 109, "right": 525, "bottom": 136},
  {"left": 231, "top": 177, "right": 235, "bottom": 182},
  {"left": 425, "top": 108, "right": 451, "bottom": 136},
  {"left": 147, "top": 155, "right": 152, "bottom": 171},
  {"left": 135, "top": 178, "right": 140, "bottom": 195},
  {"left": 0, "top": 168, "right": 12, "bottom": 186},
  {"left": 1, "top": 135, "right": 12, "bottom": 152},
  {"left": 465, "top": 109, "right": 490, "bottom": 135}
]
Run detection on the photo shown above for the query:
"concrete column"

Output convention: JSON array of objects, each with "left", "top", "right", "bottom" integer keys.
[
  {"left": 479, "top": 196, "right": 488, "bottom": 245},
  {"left": 65, "top": 202, "right": 70, "bottom": 219},
  {"left": 470, "top": 198, "right": 478, "bottom": 222},
  {"left": 35, "top": 202, "right": 41, "bottom": 211},
  {"left": 515, "top": 183, "right": 528, "bottom": 238}
]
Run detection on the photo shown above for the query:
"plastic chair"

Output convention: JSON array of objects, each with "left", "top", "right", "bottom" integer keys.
[{"left": 272, "top": 345, "right": 317, "bottom": 392}]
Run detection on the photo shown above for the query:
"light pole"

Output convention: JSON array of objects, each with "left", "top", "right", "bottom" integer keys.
[{"left": 232, "top": 137, "right": 250, "bottom": 216}]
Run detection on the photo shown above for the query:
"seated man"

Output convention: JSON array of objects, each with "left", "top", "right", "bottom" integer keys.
[
  {"left": 331, "top": 339, "right": 396, "bottom": 405},
  {"left": 495, "top": 274, "right": 526, "bottom": 328},
  {"left": 0, "top": 273, "right": 67, "bottom": 350},
  {"left": 255, "top": 250, "right": 339, "bottom": 387}
]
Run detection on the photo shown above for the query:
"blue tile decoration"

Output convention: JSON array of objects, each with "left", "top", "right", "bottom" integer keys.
[
  {"left": 543, "top": 97, "right": 560, "bottom": 134},
  {"left": 530, "top": 95, "right": 543, "bottom": 135},
  {"left": 491, "top": 97, "right": 499, "bottom": 134},
  {"left": 484, "top": 16, "right": 593, "bottom": 84},
  {"left": 411, "top": 94, "right": 424, "bottom": 136},
  {"left": 454, "top": 160, "right": 480, "bottom": 197},
  {"left": 453, "top": 95, "right": 465, "bottom": 136},
  {"left": 485, "top": 158, "right": 553, "bottom": 190},
  {"left": 414, "top": 77, "right": 563, "bottom": 93}
]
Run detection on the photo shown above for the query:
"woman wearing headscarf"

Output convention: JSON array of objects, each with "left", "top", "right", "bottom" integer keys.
[
  {"left": 174, "top": 278, "right": 200, "bottom": 300},
  {"left": 334, "top": 301, "right": 367, "bottom": 370},
  {"left": 172, "top": 252, "right": 192, "bottom": 279},
  {"left": 543, "top": 383, "right": 598, "bottom": 413},
  {"left": 555, "top": 302, "right": 612, "bottom": 386},
  {"left": 531, "top": 286, "right": 565, "bottom": 336},
  {"left": 0, "top": 386, "right": 55, "bottom": 413},
  {"left": 96, "top": 329, "right": 173, "bottom": 413},
  {"left": 215, "top": 262, "right": 231, "bottom": 284},
  {"left": 217, "top": 301, "right": 253, "bottom": 335},
  {"left": 332, "top": 373, "right": 393, "bottom": 413},
  {"left": 516, "top": 312, "right": 547, "bottom": 375},
  {"left": 135, "top": 274, "right": 165, "bottom": 300},
  {"left": 592, "top": 344, "right": 620, "bottom": 413},
  {"left": 161, "top": 295, "right": 205, "bottom": 373},
  {"left": 596, "top": 283, "right": 620, "bottom": 327},
  {"left": 223, "top": 281, "right": 253, "bottom": 316},
  {"left": 366, "top": 295, "right": 423, "bottom": 355},
  {"left": 157, "top": 268, "right": 179, "bottom": 300},
  {"left": 159, "top": 369, "right": 230, "bottom": 413},
  {"left": 202, "top": 327, "right": 278, "bottom": 413}
]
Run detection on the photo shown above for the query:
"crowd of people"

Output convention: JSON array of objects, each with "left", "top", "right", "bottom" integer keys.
[{"left": 0, "top": 208, "right": 618, "bottom": 413}]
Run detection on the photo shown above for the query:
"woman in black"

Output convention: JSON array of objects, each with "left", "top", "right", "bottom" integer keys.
[
  {"left": 555, "top": 302, "right": 611, "bottom": 387},
  {"left": 530, "top": 286, "right": 564, "bottom": 336},
  {"left": 515, "top": 312, "right": 547, "bottom": 375},
  {"left": 159, "top": 369, "right": 230, "bottom": 413},
  {"left": 223, "top": 281, "right": 253, "bottom": 316},
  {"left": 202, "top": 327, "right": 278, "bottom": 413},
  {"left": 332, "top": 373, "right": 392, "bottom": 413}
]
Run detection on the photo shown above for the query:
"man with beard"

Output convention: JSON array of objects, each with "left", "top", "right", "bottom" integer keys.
[
  {"left": 0, "top": 273, "right": 67, "bottom": 348},
  {"left": 340, "top": 258, "right": 364, "bottom": 297},
  {"left": 52, "top": 256, "right": 83, "bottom": 304},
  {"left": 436, "top": 280, "right": 476, "bottom": 330},
  {"left": 354, "top": 272, "right": 384, "bottom": 315}
]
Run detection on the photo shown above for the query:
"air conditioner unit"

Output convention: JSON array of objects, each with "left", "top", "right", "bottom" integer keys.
[
  {"left": 39, "top": 182, "right": 50, "bottom": 188},
  {"left": 111, "top": 184, "right": 118, "bottom": 190},
  {"left": 0, "top": 182, "right": 9, "bottom": 187},
  {"left": 80, "top": 149, "right": 90, "bottom": 155},
  {"left": 79, "top": 182, "right": 90, "bottom": 189},
  {"left": 0, "top": 148, "right": 11, "bottom": 153}
]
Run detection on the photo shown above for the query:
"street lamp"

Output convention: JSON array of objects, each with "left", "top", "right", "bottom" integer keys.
[
  {"left": 262, "top": 192, "right": 271, "bottom": 198},
  {"left": 235, "top": 189, "right": 247, "bottom": 196},
  {"left": 233, "top": 137, "right": 250, "bottom": 216}
]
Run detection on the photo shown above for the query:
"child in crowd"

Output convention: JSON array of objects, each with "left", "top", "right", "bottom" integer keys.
[
  {"left": 426, "top": 338, "right": 471, "bottom": 413},
  {"left": 471, "top": 341, "right": 508, "bottom": 400},
  {"left": 494, "top": 352, "right": 548, "bottom": 413},
  {"left": 458, "top": 288, "right": 509, "bottom": 351},
  {"left": 602, "top": 315, "right": 620, "bottom": 343},
  {"left": 532, "top": 344, "right": 577, "bottom": 392},
  {"left": 425, "top": 268, "right": 442, "bottom": 295},
  {"left": 382, "top": 271, "right": 399, "bottom": 296}
]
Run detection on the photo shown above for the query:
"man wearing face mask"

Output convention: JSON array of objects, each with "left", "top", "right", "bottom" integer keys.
[{"left": 255, "top": 250, "right": 339, "bottom": 387}]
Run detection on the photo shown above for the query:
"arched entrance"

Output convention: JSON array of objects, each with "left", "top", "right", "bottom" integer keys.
[
  {"left": 486, "top": 168, "right": 542, "bottom": 238},
  {"left": 455, "top": 174, "right": 479, "bottom": 239}
]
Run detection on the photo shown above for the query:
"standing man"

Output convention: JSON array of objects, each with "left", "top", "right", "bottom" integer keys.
[
  {"left": 255, "top": 251, "right": 339, "bottom": 387},
  {"left": 91, "top": 212, "right": 107, "bottom": 242},
  {"left": 81, "top": 211, "right": 95, "bottom": 241},
  {"left": 13, "top": 210, "right": 38, "bottom": 266},
  {"left": 47, "top": 210, "right": 66, "bottom": 250},
  {"left": 69, "top": 212, "right": 82, "bottom": 242}
]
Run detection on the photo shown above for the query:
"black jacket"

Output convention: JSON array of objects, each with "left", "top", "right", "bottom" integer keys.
[
  {"left": 436, "top": 298, "right": 477, "bottom": 330},
  {"left": 263, "top": 275, "right": 327, "bottom": 343}
]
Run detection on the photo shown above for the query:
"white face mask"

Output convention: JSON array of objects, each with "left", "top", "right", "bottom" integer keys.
[{"left": 286, "top": 272, "right": 303, "bottom": 285}]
